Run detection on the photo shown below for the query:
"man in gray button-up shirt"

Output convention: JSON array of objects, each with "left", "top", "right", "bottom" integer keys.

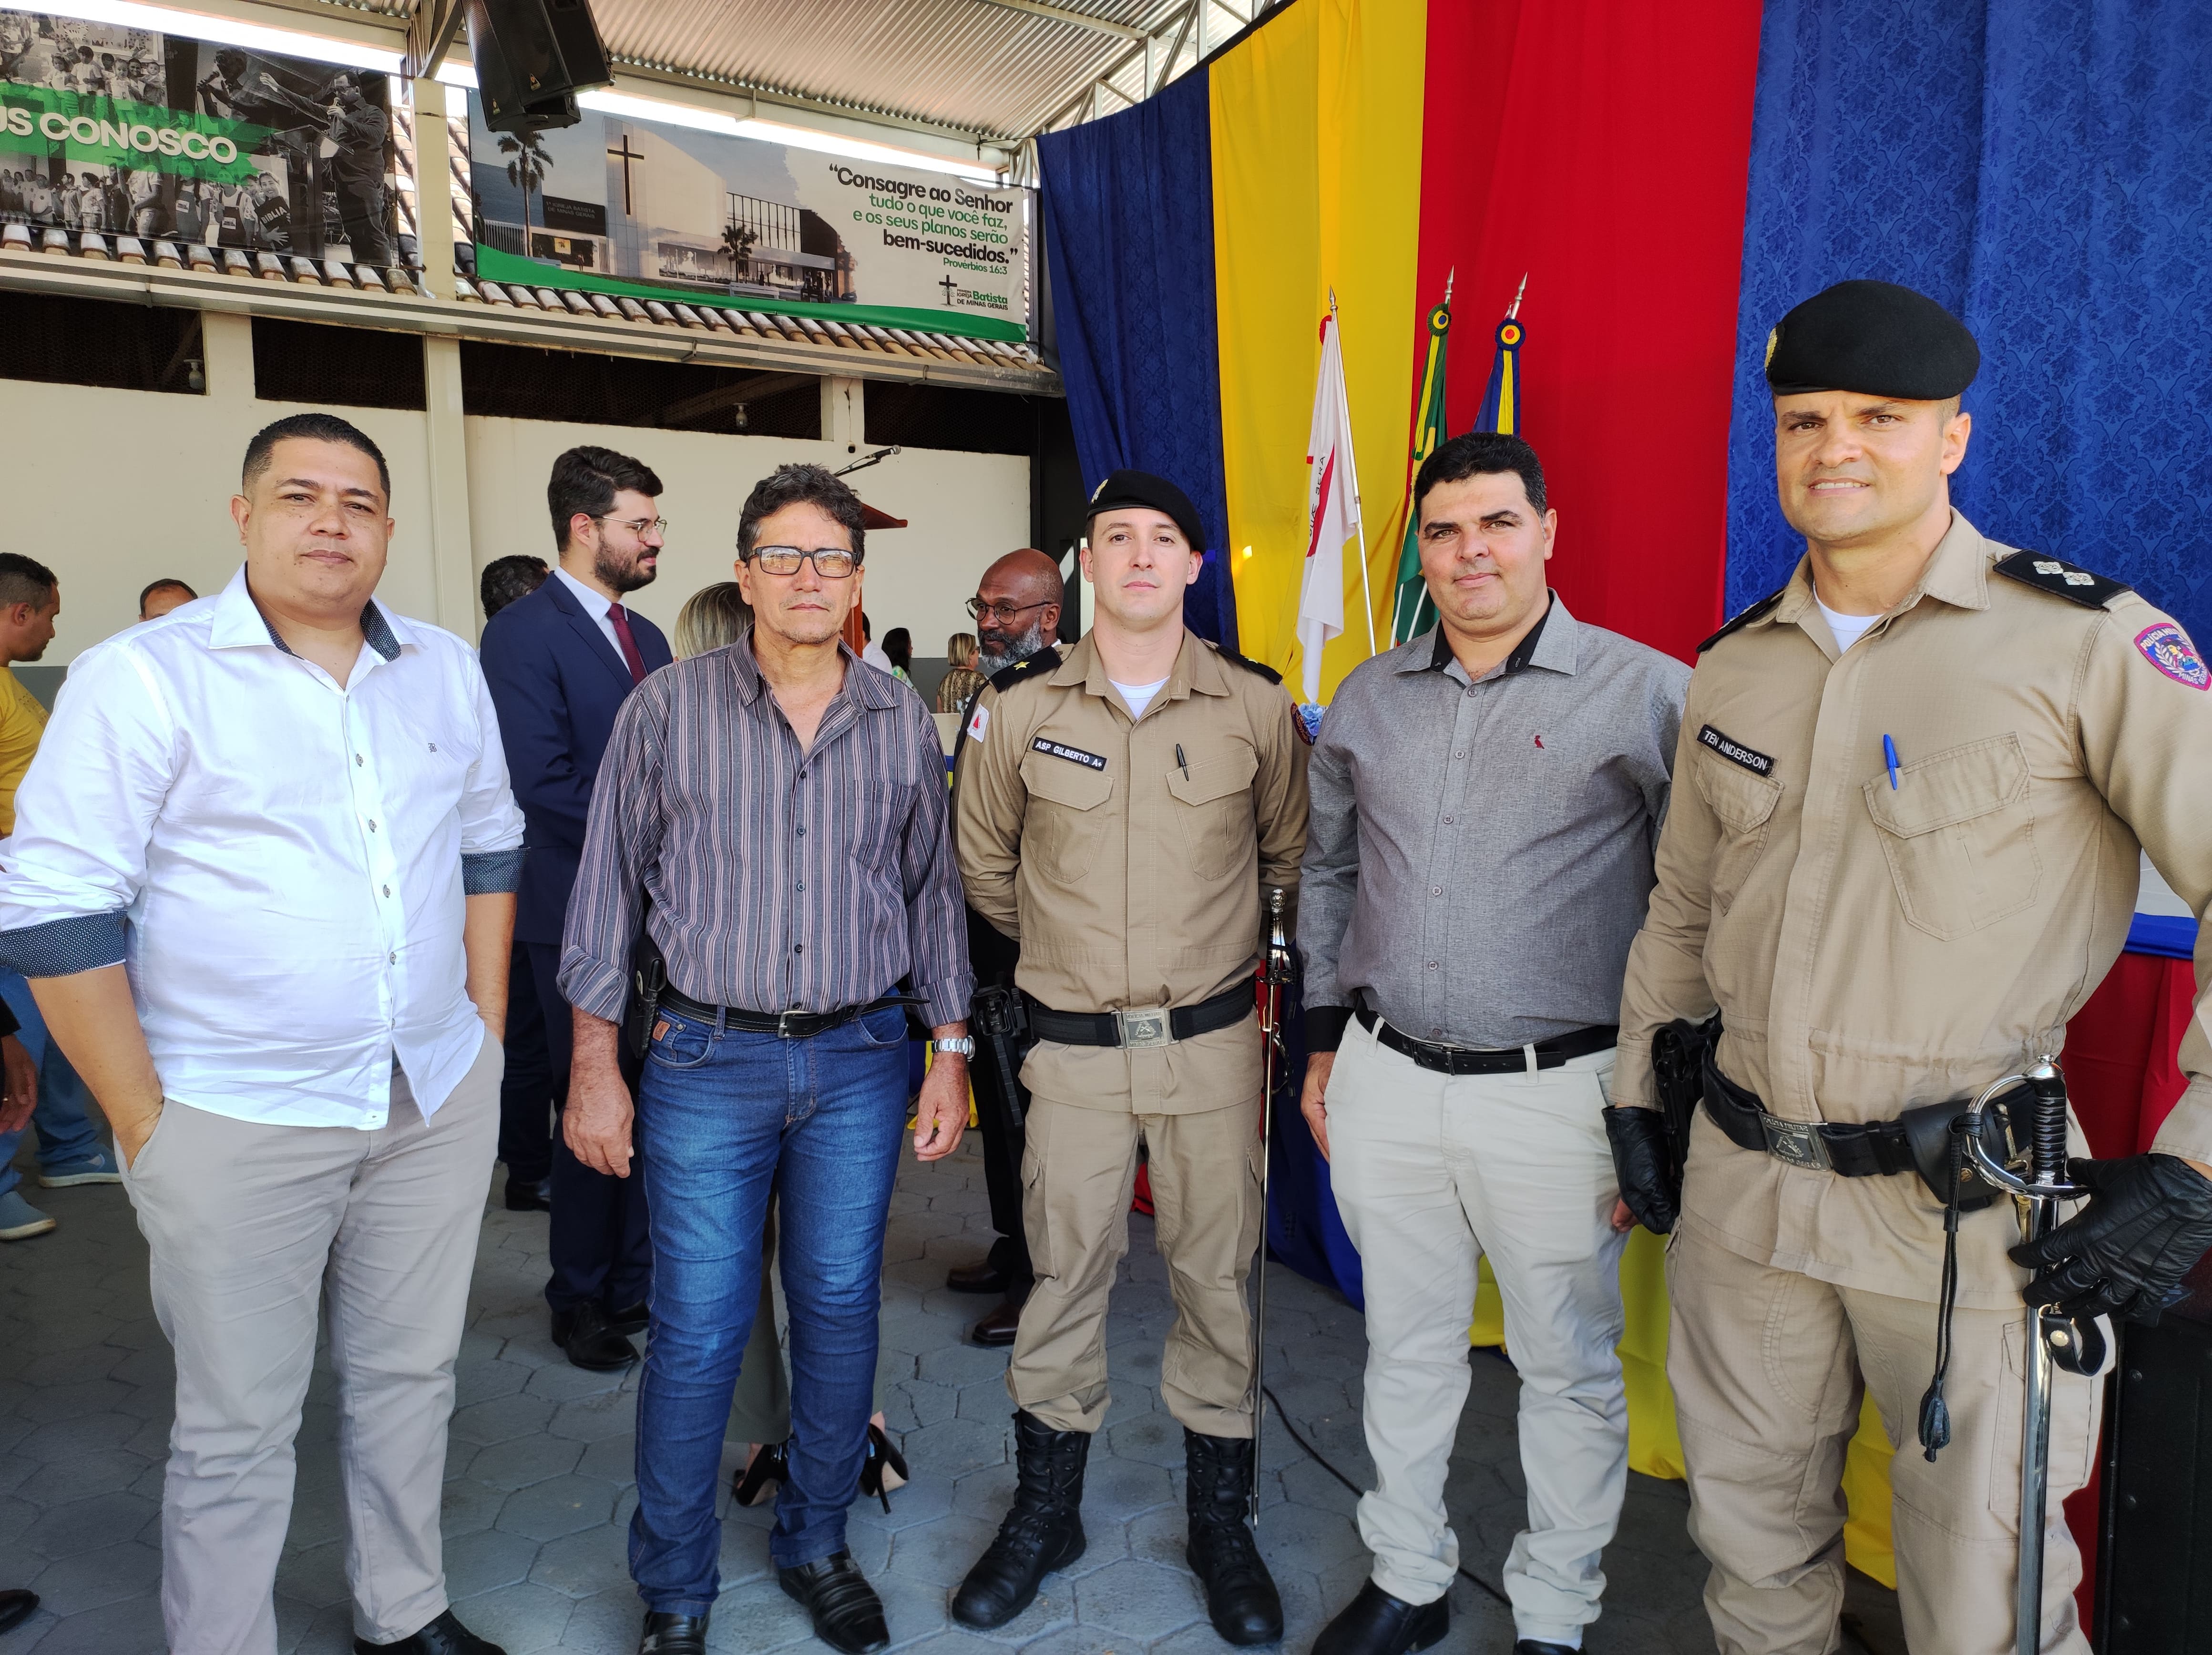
[{"left": 1298, "top": 433, "right": 1687, "bottom": 1655}]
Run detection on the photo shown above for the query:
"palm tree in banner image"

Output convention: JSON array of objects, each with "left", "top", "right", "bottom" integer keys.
[
  {"left": 720, "top": 217, "right": 757, "bottom": 288},
  {"left": 498, "top": 131, "right": 552, "bottom": 251}
]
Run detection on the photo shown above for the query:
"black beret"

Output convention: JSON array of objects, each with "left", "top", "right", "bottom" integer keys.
[
  {"left": 1764, "top": 279, "right": 1979, "bottom": 401},
  {"left": 1086, "top": 469, "right": 1206, "bottom": 552}
]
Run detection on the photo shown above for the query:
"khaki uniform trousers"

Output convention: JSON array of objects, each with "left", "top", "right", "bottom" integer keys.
[
  {"left": 121, "top": 1036, "right": 502, "bottom": 1655},
  {"left": 1007, "top": 1093, "right": 1264, "bottom": 1437},
  {"left": 1667, "top": 1222, "right": 2100, "bottom": 1655}
]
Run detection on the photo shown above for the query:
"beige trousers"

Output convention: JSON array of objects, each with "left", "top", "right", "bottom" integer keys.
[
  {"left": 122, "top": 1036, "right": 502, "bottom": 1655},
  {"left": 1667, "top": 1221, "right": 2099, "bottom": 1655},
  {"left": 1008, "top": 1095, "right": 1263, "bottom": 1436},
  {"left": 1326, "top": 1018, "right": 1629, "bottom": 1645}
]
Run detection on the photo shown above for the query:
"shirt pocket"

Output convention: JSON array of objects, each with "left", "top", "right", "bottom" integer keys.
[
  {"left": 1863, "top": 734, "right": 2040, "bottom": 942},
  {"left": 1018, "top": 750, "right": 1115, "bottom": 882},
  {"left": 1689, "top": 747, "right": 1784, "bottom": 914},
  {"left": 1166, "top": 748, "right": 1259, "bottom": 882}
]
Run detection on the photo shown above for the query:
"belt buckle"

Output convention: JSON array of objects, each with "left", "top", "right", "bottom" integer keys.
[
  {"left": 1116, "top": 1009, "right": 1172, "bottom": 1048},
  {"left": 777, "top": 1010, "right": 796, "bottom": 1039},
  {"left": 1762, "top": 1114, "right": 1831, "bottom": 1171}
]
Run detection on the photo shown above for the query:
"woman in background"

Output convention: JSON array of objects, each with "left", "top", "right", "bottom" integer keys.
[
  {"left": 937, "top": 632, "right": 985, "bottom": 716},
  {"left": 672, "top": 581, "right": 750, "bottom": 659},
  {"left": 880, "top": 625, "right": 913, "bottom": 685}
]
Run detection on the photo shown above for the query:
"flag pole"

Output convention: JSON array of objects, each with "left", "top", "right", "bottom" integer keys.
[{"left": 1331, "top": 287, "right": 1377, "bottom": 658}]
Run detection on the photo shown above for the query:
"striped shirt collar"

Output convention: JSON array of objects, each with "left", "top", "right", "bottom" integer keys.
[{"left": 723, "top": 628, "right": 899, "bottom": 711}]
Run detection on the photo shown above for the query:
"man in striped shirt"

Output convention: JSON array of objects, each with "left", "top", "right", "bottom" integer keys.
[{"left": 560, "top": 463, "right": 973, "bottom": 1655}]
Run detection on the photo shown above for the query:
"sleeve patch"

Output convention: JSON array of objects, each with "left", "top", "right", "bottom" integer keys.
[
  {"left": 966, "top": 702, "right": 990, "bottom": 743},
  {"left": 2136, "top": 622, "right": 2210, "bottom": 690}
]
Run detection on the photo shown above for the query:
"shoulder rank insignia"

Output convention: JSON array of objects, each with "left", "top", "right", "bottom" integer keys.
[
  {"left": 1697, "top": 586, "right": 1788, "bottom": 654},
  {"left": 1204, "top": 640, "right": 1283, "bottom": 685},
  {"left": 987, "top": 653, "right": 1052, "bottom": 694},
  {"left": 1992, "top": 550, "right": 2131, "bottom": 611}
]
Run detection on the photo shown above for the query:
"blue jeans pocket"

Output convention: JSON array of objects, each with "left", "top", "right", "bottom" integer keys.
[
  {"left": 852, "top": 1003, "right": 909, "bottom": 1049},
  {"left": 646, "top": 1012, "right": 716, "bottom": 1070}
]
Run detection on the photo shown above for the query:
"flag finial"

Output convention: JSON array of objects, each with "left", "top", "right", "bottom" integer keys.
[
  {"left": 1443, "top": 266, "right": 1454, "bottom": 305},
  {"left": 1507, "top": 273, "right": 1527, "bottom": 319}
]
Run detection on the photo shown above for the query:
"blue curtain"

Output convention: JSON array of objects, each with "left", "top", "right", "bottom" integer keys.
[
  {"left": 1037, "top": 72, "right": 1238, "bottom": 650},
  {"left": 1727, "top": 0, "right": 2212, "bottom": 649}
]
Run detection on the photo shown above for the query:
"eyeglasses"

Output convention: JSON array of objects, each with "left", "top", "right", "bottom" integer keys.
[
  {"left": 967, "top": 596, "right": 1054, "bottom": 624},
  {"left": 594, "top": 514, "right": 669, "bottom": 537},
  {"left": 746, "top": 545, "right": 859, "bottom": 578}
]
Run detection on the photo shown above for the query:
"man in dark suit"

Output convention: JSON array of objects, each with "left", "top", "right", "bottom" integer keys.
[{"left": 481, "top": 447, "right": 671, "bottom": 1371}]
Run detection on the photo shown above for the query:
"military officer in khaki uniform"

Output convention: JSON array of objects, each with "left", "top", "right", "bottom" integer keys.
[
  {"left": 949, "top": 470, "right": 1310, "bottom": 1645},
  {"left": 1609, "top": 280, "right": 2212, "bottom": 1655}
]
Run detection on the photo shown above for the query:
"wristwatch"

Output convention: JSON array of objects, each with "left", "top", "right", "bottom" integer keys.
[{"left": 931, "top": 1037, "right": 975, "bottom": 1059}]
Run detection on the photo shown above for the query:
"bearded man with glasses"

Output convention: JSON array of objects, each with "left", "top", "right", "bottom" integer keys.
[
  {"left": 943, "top": 550, "right": 1066, "bottom": 1347},
  {"left": 481, "top": 445, "right": 672, "bottom": 1371},
  {"left": 562, "top": 462, "right": 973, "bottom": 1655}
]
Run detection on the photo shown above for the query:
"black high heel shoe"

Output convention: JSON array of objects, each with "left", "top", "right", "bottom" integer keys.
[
  {"left": 857, "top": 1424, "right": 908, "bottom": 1513},
  {"left": 731, "top": 1440, "right": 788, "bottom": 1508}
]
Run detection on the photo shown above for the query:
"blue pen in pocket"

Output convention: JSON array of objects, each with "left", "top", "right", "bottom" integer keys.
[{"left": 1883, "top": 734, "right": 1900, "bottom": 790}]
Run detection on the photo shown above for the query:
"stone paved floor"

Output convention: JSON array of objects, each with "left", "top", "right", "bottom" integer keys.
[{"left": 0, "top": 1133, "right": 1905, "bottom": 1655}]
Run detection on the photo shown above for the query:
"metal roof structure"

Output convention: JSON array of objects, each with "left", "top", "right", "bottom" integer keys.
[{"left": 265, "top": 0, "right": 1269, "bottom": 155}]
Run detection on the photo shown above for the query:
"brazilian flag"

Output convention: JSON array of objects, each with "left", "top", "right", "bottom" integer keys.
[
  {"left": 1387, "top": 291, "right": 1453, "bottom": 644},
  {"left": 1390, "top": 288, "right": 1529, "bottom": 645}
]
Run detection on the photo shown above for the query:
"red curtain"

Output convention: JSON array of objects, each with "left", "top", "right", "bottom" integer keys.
[{"left": 1416, "top": 0, "right": 1766, "bottom": 663}]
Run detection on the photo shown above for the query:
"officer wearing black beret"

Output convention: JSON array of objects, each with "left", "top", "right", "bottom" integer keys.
[
  {"left": 1611, "top": 278, "right": 2212, "bottom": 1653},
  {"left": 949, "top": 467, "right": 1311, "bottom": 1645}
]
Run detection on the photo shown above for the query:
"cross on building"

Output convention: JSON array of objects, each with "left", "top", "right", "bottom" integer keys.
[
  {"left": 607, "top": 133, "right": 645, "bottom": 216},
  {"left": 939, "top": 274, "right": 959, "bottom": 306}
]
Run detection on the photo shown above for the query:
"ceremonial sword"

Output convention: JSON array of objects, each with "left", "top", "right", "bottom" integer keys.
[{"left": 1249, "top": 884, "right": 1293, "bottom": 1526}]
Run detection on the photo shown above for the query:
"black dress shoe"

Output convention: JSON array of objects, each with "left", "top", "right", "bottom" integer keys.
[
  {"left": 952, "top": 1411, "right": 1089, "bottom": 1628},
  {"left": 353, "top": 1607, "right": 508, "bottom": 1653},
  {"left": 778, "top": 1552, "right": 889, "bottom": 1655},
  {"left": 1183, "top": 1430, "right": 1282, "bottom": 1644},
  {"left": 946, "top": 1257, "right": 1009, "bottom": 1295},
  {"left": 503, "top": 1175, "right": 551, "bottom": 1212},
  {"left": 606, "top": 1298, "right": 649, "bottom": 1337},
  {"left": 969, "top": 1294, "right": 1023, "bottom": 1348},
  {"left": 551, "top": 1301, "right": 637, "bottom": 1371},
  {"left": 0, "top": 1590, "right": 38, "bottom": 1636},
  {"left": 1513, "top": 1643, "right": 1578, "bottom": 1654},
  {"left": 638, "top": 1610, "right": 708, "bottom": 1654},
  {"left": 1312, "top": 1583, "right": 1448, "bottom": 1655}
]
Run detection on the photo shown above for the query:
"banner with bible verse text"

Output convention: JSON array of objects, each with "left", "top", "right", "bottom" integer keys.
[{"left": 467, "top": 93, "right": 1033, "bottom": 342}]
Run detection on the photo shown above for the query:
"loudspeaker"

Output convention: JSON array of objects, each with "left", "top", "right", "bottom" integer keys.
[
  {"left": 465, "top": 0, "right": 611, "bottom": 134},
  {"left": 2095, "top": 1263, "right": 2212, "bottom": 1651}
]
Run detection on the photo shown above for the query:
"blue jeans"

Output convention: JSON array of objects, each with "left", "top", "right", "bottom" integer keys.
[
  {"left": 629, "top": 1000, "right": 908, "bottom": 1611},
  {"left": 0, "top": 970, "right": 103, "bottom": 1198}
]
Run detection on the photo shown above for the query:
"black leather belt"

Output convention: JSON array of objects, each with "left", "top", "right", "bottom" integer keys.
[
  {"left": 1700, "top": 1050, "right": 2023, "bottom": 1204},
  {"left": 657, "top": 986, "right": 917, "bottom": 1039},
  {"left": 1023, "top": 979, "right": 1253, "bottom": 1048},
  {"left": 1352, "top": 1005, "right": 1618, "bottom": 1075}
]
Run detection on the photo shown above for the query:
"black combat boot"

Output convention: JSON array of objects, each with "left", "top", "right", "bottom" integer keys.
[
  {"left": 952, "top": 1411, "right": 1091, "bottom": 1628},
  {"left": 1184, "top": 1429, "right": 1284, "bottom": 1645}
]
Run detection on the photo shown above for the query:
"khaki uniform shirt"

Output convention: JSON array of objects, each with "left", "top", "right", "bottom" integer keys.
[
  {"left": 1618, "top": 513, "right": 2212, "bottom": 1308},
  {"left": 954, "top": 630, "right": 1310, "bottom": 1114}
]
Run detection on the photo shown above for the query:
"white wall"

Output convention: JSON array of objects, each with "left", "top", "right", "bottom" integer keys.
[
  {"left": 464, "top": 418, "right": 1027, "bottom": 660},
  {"left": 0, "top": 364, "right": 1028, "bottom": 667}
]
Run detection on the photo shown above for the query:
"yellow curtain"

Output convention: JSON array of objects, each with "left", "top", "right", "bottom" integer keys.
[
  {"left": 1469, "top": 1231, "right": 1898, "bottom": 1587},
  {"left": 1210, "top": 0, "right": 1425, "bottom": 698}
]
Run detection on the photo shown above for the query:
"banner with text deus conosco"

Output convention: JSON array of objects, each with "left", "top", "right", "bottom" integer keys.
[
  {"left": 0, "top": 6, "right": 400, "bottom": 263},
  {"left": 467, "top": 92, "right": 1032, "bottom": 342}
]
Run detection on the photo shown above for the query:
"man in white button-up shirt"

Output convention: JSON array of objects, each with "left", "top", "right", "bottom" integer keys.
[{"left": 0, "top": 413, "right": 526, "bottom": 1655}]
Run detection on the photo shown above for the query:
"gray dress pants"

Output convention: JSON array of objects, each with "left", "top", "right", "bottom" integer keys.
[{"left": 121, "top": 1035, "right": 502, "bottom": 1655}]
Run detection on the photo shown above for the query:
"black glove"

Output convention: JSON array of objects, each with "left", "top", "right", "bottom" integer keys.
[
  {"left": 1603, "top": 1105, "right": 1679, "bottom": 1234},
  {"left": 2009, "top": 1154, "right": 2212, "bottom": 1325}
]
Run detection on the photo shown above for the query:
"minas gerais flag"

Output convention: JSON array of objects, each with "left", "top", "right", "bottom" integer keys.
[{"left": 1297, "top": 293, "right": 1370, "bottom": 702}]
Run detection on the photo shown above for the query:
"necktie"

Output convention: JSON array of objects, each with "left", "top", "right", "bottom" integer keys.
[{"left": 607, "top": 603, "right": 647, "bottom": 686}]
